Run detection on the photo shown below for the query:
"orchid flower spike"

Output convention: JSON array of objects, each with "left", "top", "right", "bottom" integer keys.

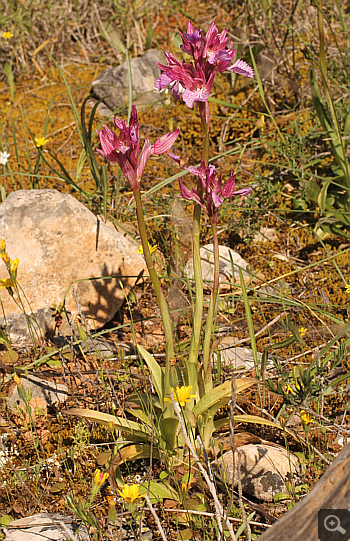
[
  {"left": 96, "top": 104, "right": 180, "bottom": 192},
  {"left": 155, "top": 21, "right": 253, "bottom": 113},
  {"left": 179, "top": 160, "right": 251, "bottom": 224}
]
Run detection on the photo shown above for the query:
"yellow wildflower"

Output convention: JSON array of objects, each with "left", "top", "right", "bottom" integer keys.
[
  {"left": 13, "top": 374, "right": 21, "bottom": 386},
  {"left": 93, "top": 469, "right": 109, "bottom": 487},
  {"left": 299, "top": 326, "right": 307, "bottom": 338},
  {"left": 91, "top": 469, "right": 109, "bottom": 499},
  {"left": 300, "top": 410, "right": 311, "bottom": 425},
  {"left": 0, "top": 239, "right": 6, "bottom": 252},
  {"left": 2, "top": 32, "right": 14, "bottom": 39},
  {"left": 136, "top": 243, "right": 157, "bottom": 255},
  {"left": 118, "top": 483, "right": 142, "bottom": 504},
  {"left": 345, "top": 283, "right": 350, "bottom": 294},
  {"left": 10, "top": 258, "right": 19, "bottom": 276},
  {"left": 35, "top": 136, "right": 49, "bottom": 148},
  {"left": 1, "top": 252, "right": 9, "bottom": 263},
  {"left": 280, "top": 417, "right": 286, "bottom": 429},
  {"left": 284, "top": 383, "right": 296, "bottom": 396},
  {"left": 0, "top": 278, "right": 16, "bottom": 289},
  {"left": 164, "top": 385, "right": 197, "bottom": 407}
]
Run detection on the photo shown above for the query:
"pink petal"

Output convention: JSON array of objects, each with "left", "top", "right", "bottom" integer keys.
[
  {"left": 118, "top": 154, "right": 138, "bottom": 191},
  {"left": 153, "top": 130, "right": 179, "bottom": 154},
  {"left": 221, "top": 172, "right": 236, "bottom": 198},
  {"left": 137, "top": 138, "right": 153, "bottom": 179},
  {"left": 178, "top": 179, "right": 196, "bottom": 201},
  {"left": 227, "top": 59, "right": 254, "bottom": 78},
  {"left": 211, "top": 191, "right": 224, "bottom": 208},
  {"left": 167, "top": 152, "right": 180, "bottom": 164},
  {"left": 234, "top": 187, "right": 252, "bottom": 197},
  {"left": 186, "top": 165, "right": 200, "bottom": 176}
]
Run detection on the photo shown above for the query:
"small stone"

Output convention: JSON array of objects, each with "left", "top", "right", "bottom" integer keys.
[
  {"left": 216, "top": 444, "right": 300, "bottom": 501},
  {"left": 7, "top": 374, "right": 69, "bottom": 412},
  {"left": 184, "top": 244, "right": 263, "bottom": 291},
  {"left": 213, "top": 343, "right": 273, "bottom": 371},
  {"left": 253, "top": 227, "right": 277, "bottom": 244},
  {"left": 0, "top": 308, "right": 56, "bottom": 348},
  {"left": 4, "top": 513, "right": 90, "bottom": 541},
  {"left": 91, "top": 49, "right": 164, "bottom": 114}
]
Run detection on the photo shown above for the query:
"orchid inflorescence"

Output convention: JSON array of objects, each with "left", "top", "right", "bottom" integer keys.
[
  {"left": 179, "top": 160, "right": 252, "bottom": 223},
  {"left": 155, "top": 21, "right": 253, "bottom": 127},
  {"left": 96, "top": 104, "right": 179, "bottom": 193}
]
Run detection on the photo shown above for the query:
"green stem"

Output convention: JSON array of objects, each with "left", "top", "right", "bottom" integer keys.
[
  {"left": 202, "top": 224, "right": 219, "bottom": 396},
  {"left": 318, "top": 0, "right": 350, "bottom": 186},
  {"left": 186, "top": 111, "right": 210, "bottom": 390},
  {"left": 134, "top": 189, "right": 175, "bottom": 405}
]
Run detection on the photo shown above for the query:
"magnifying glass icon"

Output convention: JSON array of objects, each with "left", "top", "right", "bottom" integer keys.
[{"left": 324, "top": 515, "right": 346, "bottom": 534}]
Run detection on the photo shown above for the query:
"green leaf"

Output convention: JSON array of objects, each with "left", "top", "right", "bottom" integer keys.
[
  {"left": 0, "top": 329, "right": 10, "bottom": 346},
  {"left": 177, "top": 529, "right": 193, "bottom": 540},
  {"left": 318, "top": 180, "right": 331, "bottom": 212},
  {"left": 63, "top": 408, "right": 151, "bottom": 440},
  {"left": 160, "top": 417, "right": 178, "bottom": 450},
  {"left": 4, "top": 63, "right": 14, "bottom": 102},
  {"left": 50, "top": 482, "right": 66, "bottom": 493},
  {"left": 139, "top": 480, "right": 180, "bottom": 503},
  {"left": 111, "top": 443, "right": 158, "bottom": 467},
  {"left": 2, "top": 349, "right": 18, "bottom": 364},
  {"left": 45, "top": 359, "right": 62, "bottom": 368},
  {"left": 193, "top": 378, "right": 257, "bottom": 418},
  {"left": 236, "top": 512, "right": 255, "bottom": 538},
  {"left": 234, "top": 414, "right": 298, "bottom": 440},
  {"left": 0, "top": 515, "right": 13, "bottom": 526},
  {"left": 273, "top": 492, "right": 289, "bottom": 502},
  {"left": 137, "top": 344, "right": 164, "bottom": 403},
  {"left": 96, "top": 450, "right": 112, "bottom": 466}
]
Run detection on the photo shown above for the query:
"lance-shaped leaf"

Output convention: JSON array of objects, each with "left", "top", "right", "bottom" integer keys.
[
  {"left": 192, "top": 378, "right": 258, "bottom": 418},
  {"left": 137, "top": 344, "right": 164, "bottom": 403},
  {"left": 63, "top": 408, "right": 151, "bottom": 441}
]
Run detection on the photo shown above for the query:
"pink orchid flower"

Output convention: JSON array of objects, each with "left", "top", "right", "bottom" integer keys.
[
  {"left": 96, "top": 104, "right": 179, "bottom": 192},
  {"left": 179, "top": 160, "right": 251, "bottom": 224},
  {"left": 155, "top": 21, "right": 253, "bottom": 111}
]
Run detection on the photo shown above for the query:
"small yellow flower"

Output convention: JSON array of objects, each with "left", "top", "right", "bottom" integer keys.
[
  {"left": 93, "top": 469, "right": 109, "bottom": 487},
  {"left": 345, "top": 283, "right": 350, "bottom": 294},
  {"left": 280, "top": 416, "right": 286, "bottom": 429},
  {"left": 13, "top": 374, "right": 21, "bottom": 386},
  {"left": 0, "top": 277, "right": 16, "bottom": 289},
  {"left": 2, "top": 32, "right": 14, "bottom": 39},
  {"left": 10, "top": 258, "right": 19, "bottom": 275},
  {"left": 257, "top": 114, "right": 265, "bottom": 132},
  {"left": 35, "top": 136, "right": 49, "bottom": 148},
  {"left": 0, "top": 239, "right": 6, "bottom": 252},
  {"left": 300, "top": 410, "right": 311, "bottom": 425},
  {"left": 299, "top": 326, "right": 307, "bottom": 338},
  {"left": 164, "top": 385, "right": 197, "bottom": 407},
  {"left": 136, "top": 243, "right": 158, "bottom": 255},
  {"left": 118, "top": 483, "right": 143, "bottom": 504},
  {"left": 284, "top": 383, "right": 296, "bottom": 396},
  {"left": 1, "top": 252, "right": 9, "bottom": 263}
]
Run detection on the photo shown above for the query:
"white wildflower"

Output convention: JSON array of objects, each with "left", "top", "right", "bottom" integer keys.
[{"left": 0, "top": 151, "right": 10, "bottom": 165}]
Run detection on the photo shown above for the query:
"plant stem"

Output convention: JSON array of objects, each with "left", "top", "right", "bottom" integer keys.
[
  {"left": 186, "top": 110, "right": 210, "bottom": 390},
  {"left": 202, "top": 224, "right": 219, "bottom": 396},
  {"left": 134, "top": 189, "right": 175, "bottom": 404}
]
